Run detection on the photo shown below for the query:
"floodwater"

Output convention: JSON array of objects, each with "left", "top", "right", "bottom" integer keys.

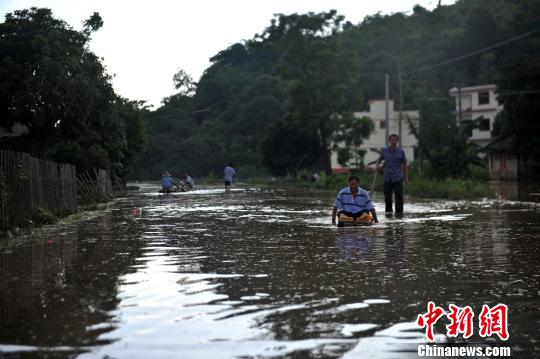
[{"left": 0, "top": 183, "right": 539, "bottom": 358}]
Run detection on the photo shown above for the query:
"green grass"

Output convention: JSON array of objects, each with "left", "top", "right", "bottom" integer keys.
[
  {"left": 32, "top": 207, "right": 58, "bottom": 225},
  {"left": 150, "top": 170, "right": 495, "bottom": 200},
  {"left": 294, "top": 172, "right": 382, "bottom": 193},
  {"left": 278, "top": 172, "right": 495, "bottom": 200},
  {"left": 406, "top": 177, "right": 494, "bottom": 199}
]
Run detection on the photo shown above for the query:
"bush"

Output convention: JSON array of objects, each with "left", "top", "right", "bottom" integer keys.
[
  {"left": 407, "top": 177, "right": 494, "bottom": 199},
  {"left": 315, "top": 171, "right": 381, "bottom": 192},
  {"left": 32, "top": 208, "right": 58, "bottom": 225},
  {"left": 468, "top": 165, "right": 490, "bottom": 181},
  {"left": 236, "top": 165, "right": 269, "bottom": 181},
  {"left": 201, "top": 172, "right": 218, "bottom": 185},
  {"left": 288, "top": 170, "right": 494, "bottom": 200},
  {"left": 408, "top": 161, "right": 490, "bottom": 182}
]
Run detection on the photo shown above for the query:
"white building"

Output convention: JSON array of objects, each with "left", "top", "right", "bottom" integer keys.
[
  {"left": 449, "top": 84, "right": 522, "bottom": 179},
  {"left": 331, "top": 99, "right": 419, "bottom": 172},
  {"left": 448, "top": 84, "right": 503, "bottom": 148}
]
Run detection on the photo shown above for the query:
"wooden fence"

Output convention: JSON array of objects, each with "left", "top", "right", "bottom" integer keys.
[
  {"left": 0, "top": 150, "right": 77, "bottom": 231},
  {"left": 77, "top": 168, "right": 113, "bottom": 203}
]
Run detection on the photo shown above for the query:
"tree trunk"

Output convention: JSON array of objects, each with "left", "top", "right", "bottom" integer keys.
[
  {"left": 319, "top": 149, "right": 332, "bottom": 175},
  {"left": 318, "top": 123, "right": 332, "bottom": 175}
]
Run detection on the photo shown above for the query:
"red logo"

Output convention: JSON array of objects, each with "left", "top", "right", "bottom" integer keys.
[
  {"left": 479, "top": 304, "right": 509, "bottom": 340},
  {"left": 417, "top": 301, "right": 445, "bottom": 342},
  {"left": 417, "top": 303, "right": 509, "bottom": 341},
  {"left": 446, "top": 304, "right": 474, "bottom": 338}
]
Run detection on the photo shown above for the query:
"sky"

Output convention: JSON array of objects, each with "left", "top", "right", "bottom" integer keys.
[{"left": 1, "top": 0, "right": 457, "bottom": 108}]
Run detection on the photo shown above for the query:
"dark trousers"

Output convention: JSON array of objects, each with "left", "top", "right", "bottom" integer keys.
[{"left": 384, "top": 181, "right": 403, "bottom": 213}]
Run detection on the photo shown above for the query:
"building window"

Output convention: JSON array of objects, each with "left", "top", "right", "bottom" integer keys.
[
  {"left": 479, "top": 118, "right": 490, "bottom": 131},
  {"left": 380, "top": 120, "right": 385, "bottom": 129},
  {"left": 478, "top": 91, "right": 490, "bottom": 105}
]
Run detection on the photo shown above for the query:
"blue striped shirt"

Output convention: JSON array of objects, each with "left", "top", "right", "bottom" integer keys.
[{"left": 334, "top": 187, "right": 374, "bottom": 213}]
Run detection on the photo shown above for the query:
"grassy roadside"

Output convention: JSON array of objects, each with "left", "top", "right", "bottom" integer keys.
[
  {"left": 404, "top": 177, "right": 494, "bottom": 199},
  {"left": 1, "top": 190, "right": 127, "bottom": 240},
  {"left": 247, "top": 172, "right": 495, "bottom": 200}
]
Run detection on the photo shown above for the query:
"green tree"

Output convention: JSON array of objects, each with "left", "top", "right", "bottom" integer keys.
[
  {"left": 261, "top": 121, "right": 321, "bottom": 176},
  {"left": 494, "top": 60, "right": 540, "bottom": 166},
  {"left": 332, "top": 114, "right": 374, "bottom": 169},
  {"left": 0, "top": 8, "right": 106, "bottom": 155},
  {"left": 0, "top": 8, "right": 146, "bottom": 183},
  {"left": 261, "top": 11, "right": 360, "bottom": 174},
  {"left": 113, "top": 98, "right": 147, "bottom": 184},
  {"left": 173, "top": 68, "right": 197, "bottom": 97},
  {"left": 134, "top": 1, "right": 540, "bottom": 179},
  {"left": 492, "top": 1, "right": 540, "bottom": 173},
  {"left": 408, "top": 97, "right": 485, "bottom": 178}
]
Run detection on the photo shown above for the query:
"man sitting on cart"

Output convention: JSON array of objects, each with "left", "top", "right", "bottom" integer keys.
[{"left": 331, "top": 175, "right": 379, "bottom": 226}]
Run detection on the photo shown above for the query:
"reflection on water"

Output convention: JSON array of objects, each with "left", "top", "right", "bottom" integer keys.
[
  {"left": 336, "top": 230, "right": 375, "bottom": 262},
  {"left": 1, "top": 183, "right": 539, "bottom": 357}
]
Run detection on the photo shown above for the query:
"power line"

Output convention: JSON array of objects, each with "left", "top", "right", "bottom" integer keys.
[
  {"left": 404, "top": 27, "right": 540, "bottom": 76},
  {"left": 192, "top": 109, "right": 210, "bottom": 114},
  {"left": 498, "top": 89, "right": 540, "bottom": 97}
]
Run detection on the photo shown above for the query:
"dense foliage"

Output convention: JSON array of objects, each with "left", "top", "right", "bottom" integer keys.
[
  {"left": 134, "top": 0, "right": 540, "bottom": 180},
  {"left": 2, "top": 1, "right": 538, "bottom": 182},
  {"left": 133, "top": 11, "right": 371, "bottom": 179},
  {"left": 0, "top": 8, "right": 146, "bottom": 184}
]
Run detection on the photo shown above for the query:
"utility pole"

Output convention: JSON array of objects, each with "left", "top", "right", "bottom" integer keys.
[
  {"left": 385, "top": 73, "right": 390, "bottom": 146},
  {"left": 398, "top": 56, "right": 403, "bottom": 148},
  {"left": 418, "top": 115, "right": 422, "bottom": 175},
  {"left": 457, "top": 85, "right": 462, "bottom": 124}
]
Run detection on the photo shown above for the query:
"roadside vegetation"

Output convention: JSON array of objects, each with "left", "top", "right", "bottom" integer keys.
[
  {"left": 2, "top": 1, "right": 537, "bottom": 220},
  {"left": 245, "top": 165, "right": 495, "bottom": 200},
  {"left": 132, "top": 0, "right": 539, "bottom": 182}
]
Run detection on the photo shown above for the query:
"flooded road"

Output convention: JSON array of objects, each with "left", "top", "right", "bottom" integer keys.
[{"left": 1, "top": 183, "right": 539, "bottom": 358}]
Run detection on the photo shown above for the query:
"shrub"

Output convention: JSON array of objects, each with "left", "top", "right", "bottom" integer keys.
[{"left": 32, "top": 208, "right": 58, "bottom": 225}]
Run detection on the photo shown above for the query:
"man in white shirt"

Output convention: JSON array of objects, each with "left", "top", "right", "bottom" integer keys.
[
  {"left": 224, "top": 163, "right": 236, "bottom": 191},
  {"left": 183, "top": 174, "right": 195, "bottom": 188}
]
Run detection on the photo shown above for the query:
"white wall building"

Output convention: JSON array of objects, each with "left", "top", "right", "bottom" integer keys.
[
  {"left": 331, "top": 99, "right": 419, "bottom": 172},
  {"left": 448, "top": 84, "right": 503, "bottom": 148},
  {"left": 449, "top": 84, "right": 520, "bottom": 179}
]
